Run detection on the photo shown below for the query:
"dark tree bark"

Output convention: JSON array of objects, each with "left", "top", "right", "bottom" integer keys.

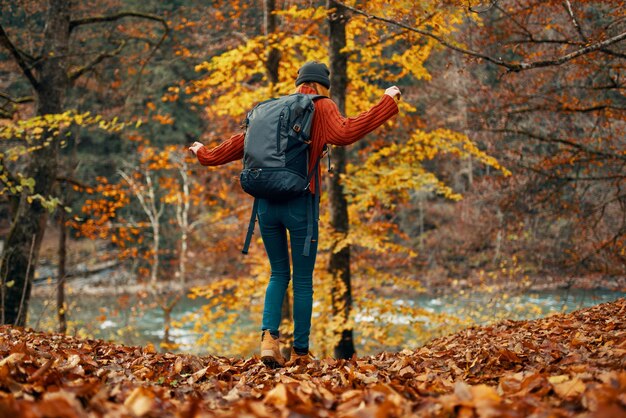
[
  {"left": 0, "top": 0, "right": 71, "bottom": 326},
  {"left": 57, "top": 194, "right": 67, "bottom": 334},
  {"left": 327, "top": 0, "right": 355, "bottom": 360},
  {"left": 264, "top": 0, "right": 281, "bottom": 88}
]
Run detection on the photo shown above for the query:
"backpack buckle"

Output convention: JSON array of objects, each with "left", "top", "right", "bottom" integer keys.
[{"left": 293, "top": 124, "right": 301, "bottom": 133}]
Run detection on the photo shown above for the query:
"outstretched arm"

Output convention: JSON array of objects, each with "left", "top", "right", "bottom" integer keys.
[
  {"left": 189, "top": 132, "right": 245, "bottom": 166},
  {"left": 319, "top": 86, "right": 400, "bottom": 146}
]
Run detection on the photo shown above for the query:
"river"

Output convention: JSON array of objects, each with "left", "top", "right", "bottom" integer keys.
[{"left": 28, "top": 287, "right": 625, "bottom": 357}]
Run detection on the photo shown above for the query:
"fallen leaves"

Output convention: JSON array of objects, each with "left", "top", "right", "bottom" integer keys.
[
  {"left": 124, "top": 386, "right": 156, "bottom": 416},
  {"left": 0, "top": 298, "right": 625, "bottom": 417}
]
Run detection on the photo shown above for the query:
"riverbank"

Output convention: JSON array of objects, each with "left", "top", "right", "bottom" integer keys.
[
  {"left": 30, "top": 264, "right": 626, "bottom": 299},
  {"left": 29, "top": 285, "right": 625, "bottom": 357},
  {"left": 3, "top": 298, "right": 625, "bottom": 417}
]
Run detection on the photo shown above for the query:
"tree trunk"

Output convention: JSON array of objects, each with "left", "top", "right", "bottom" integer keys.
[
  {"left": 0, "top": 0, "right": 71, "bottom": 326},
  {"left": 264, "top": 0, "right": 281, "bottom": 93},
  {"left": 151, "top": 220, "right": 160, "bottom": 284},
  {"left": 159, "top": 293, "right": 180, "bottom": 348},
  {"left": 57, "top": 203, "right": 67, "bottom": 334},
  {"left": 327, "top": 0, "right": 355, "bottom": 360},
  {"left": 163, "top": 302, "right": 172, "bottom": 346}
]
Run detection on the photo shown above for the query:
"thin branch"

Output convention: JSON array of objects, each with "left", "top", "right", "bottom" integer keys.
[
  {"left": 509, "top": 159, "right": 626, "bottom": 188},
  {"left": 336, "top": 2, "right": 626, "bottom": 72},
  {"left": 126, "top": 22, "right": 169, "bottom": 96},
  {"left": 468, "top": 0, "right": 501, "bottom": 14},
  {"left": 491, "top": 128, "right": 626, "bottom": 161},
  {"left": 70, "top": 11, "right": 167, "bottom": 32},
  {"left": 494, "top": 3, "right": 533, "bottom": 39},
  {"left": 504, "top": 38, "right": 580, "bottom": 46},
  {"left": 0, "top": 92, "right": 34, "bottom": 118},
  {"left": 118, "top": 169, "right": 156, "bottom": 226},
  {"left": 0, "top": 24, "right": 39, "bottom": 89},
  {"left": 69, "top": 40, "right": 127, "bottom": 81},
  {"left": 0, "top": 92, "right": 34, "bottom": 104},
  {"left": 15, "top": 236, "right": 36, "bottom": 326},
  {"left": 56, "top": 176, "right": 90, "bottom": 190},
  {"left": 562, "top": 0, "right": 586, "bottom": 42},
  {"left": 69, "top": 11, "right": 170, "bottom": 99},
  {"left": 506, "top": 104, "right": 625, "bottom": 115},
  {"left": 598, "top": 49, "right": 626, "bottom": 59}
]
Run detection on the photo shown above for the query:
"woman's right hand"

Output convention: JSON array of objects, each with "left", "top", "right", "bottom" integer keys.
[
  {"left": 189, "top": 141, "right": 204, "bottom": 155},
  {"left": 384, "top": 86, "right": 401, "bottom": 100}
]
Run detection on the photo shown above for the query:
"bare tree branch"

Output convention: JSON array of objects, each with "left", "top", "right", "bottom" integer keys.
[
  {"left": 69, "top": 11, "right": 170, "bottom": 96},
  {"left": 490, "top": 128, "right": 626, "bottom": 161},
  {"left": 562, "top": 1, "right": 626, "bottom": 58},
  {"left": 563, "top": 0, "right": 587, "bottom": 41},
  {"left": 0, "top": 24, "right": 39, "bottom": 89},
  {"left": 468, "top": 0, "right": 501, "bottom": 14},
  {"left": 511, "top": 159, "right": 626, "bottom": 182},
  {"left": 505, "top": 104, "right": 626, "bottom": 115},
  {"left": 69, "top": 40, "right": 127, "bottom": 81},
  {"left": 69, "top": 11, "right": 168, "bottom": 33},
  {"left": 336, "top": 2, "right": 626, "bottom": 72},
  {"left": 493, "top": 3, "right": 534, "bottom": 40},
  {"left": 0, "top": 92, "right": 34, "bottom": 118},
  {"left": 0, "top": 92, "right": 34, "bottom": 104}
]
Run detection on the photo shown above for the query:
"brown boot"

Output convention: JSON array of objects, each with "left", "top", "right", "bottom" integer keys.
[
  {"left": 260, "top": 330, "right": 285, "bottom": 368},
  {"left": 286, "top": 348, "right": 314, "bottom": 366}
]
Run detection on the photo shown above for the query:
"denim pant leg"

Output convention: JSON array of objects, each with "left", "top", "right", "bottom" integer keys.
[
  {"left": 258, "top": 196, "right": 318, "bottom": 351},
  {"left": 284, "top": 197, "right": 318, "bottom": 351},
  {"left": 258, "top": 199, "right": 291, "bottom": 334}
]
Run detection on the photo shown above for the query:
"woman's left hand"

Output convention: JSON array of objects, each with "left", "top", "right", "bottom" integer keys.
[{"left": 189, "top": 141, "right": 204, "bottom": 155}]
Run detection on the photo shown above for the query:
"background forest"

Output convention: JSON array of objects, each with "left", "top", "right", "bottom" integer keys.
[{"left": 1, "top": 0, "right": 625, "bottom": 359}]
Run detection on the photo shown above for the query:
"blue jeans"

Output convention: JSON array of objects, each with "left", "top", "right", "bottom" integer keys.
[{"left": 257, "top": 195, "right": 318, "bottom": 351}]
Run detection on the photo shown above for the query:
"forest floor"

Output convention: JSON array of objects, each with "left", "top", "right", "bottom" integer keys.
[{"left": 1, "top": 300, "right": 625, "bottom": 417}]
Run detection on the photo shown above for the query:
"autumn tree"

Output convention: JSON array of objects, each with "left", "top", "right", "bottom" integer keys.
[
  {"left": 326, "top": 0, "right": 355, "bottom": 360},
  {"left": 69, "top": 143, "right": 206, "bottom": 348},
  {"left": 184, "top": 1, "right": 509, "bottom": 358},
  {"left": 338, "top": 1, "right": 626, "bottom": 282},
  {"left": 0, "top": 0, "right": 168, "bottom": 326}
]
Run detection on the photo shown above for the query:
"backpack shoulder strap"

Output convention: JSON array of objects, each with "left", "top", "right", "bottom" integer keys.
[{"left": 241, "top": 198, "right": 259, "bottom": 255}]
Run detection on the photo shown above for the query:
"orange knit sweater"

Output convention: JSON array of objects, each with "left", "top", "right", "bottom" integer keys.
[{"left": 196, "top": 85, "right": 399, "bottom": 193}]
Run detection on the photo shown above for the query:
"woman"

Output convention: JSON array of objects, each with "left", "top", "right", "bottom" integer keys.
[{"left": 189, "top": 61, "right": 400, "bottom": 367}]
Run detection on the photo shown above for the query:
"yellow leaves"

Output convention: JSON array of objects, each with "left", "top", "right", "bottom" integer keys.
[
  {"left": 185, "top": 274, "right": 262, "bottom": 356},
  {"left": 332, "top": 233, "right": 351, "bottom": 254},
  {"left": 26, "top": 194, "right": 63, "bottom": 213},
  {"left": 1, "top": 111, "right": 128, "bottom": 147},
  {"left": 391, "top": 40, "right": 435, "bottom": 81},
  {"left": 344, "top": 128, "right": 509, "bottom": 212},
  {"left": 274, "top": 5, "right": 327, "bottom": 22}
]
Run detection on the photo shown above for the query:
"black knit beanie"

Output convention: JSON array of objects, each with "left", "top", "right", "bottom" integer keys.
[{"left": 295, "top": 61, "right": 331, "bottom": 89}]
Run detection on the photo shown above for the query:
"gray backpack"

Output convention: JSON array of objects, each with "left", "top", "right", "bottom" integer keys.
[{"left": 240, "top": 93, "right": 325, "bottom": 256}]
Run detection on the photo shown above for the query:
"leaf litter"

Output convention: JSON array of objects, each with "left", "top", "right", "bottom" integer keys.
[{"left": 0, "top": 299, "right": 624, "bottom": 417}]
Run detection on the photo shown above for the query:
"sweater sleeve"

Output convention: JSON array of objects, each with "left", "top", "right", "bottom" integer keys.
[
  {"left": 316, "top": 95, "right": 399, "bottom": 146},
  {"left": 196, "top": 132, "right": 245, "bottom": 166}
]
